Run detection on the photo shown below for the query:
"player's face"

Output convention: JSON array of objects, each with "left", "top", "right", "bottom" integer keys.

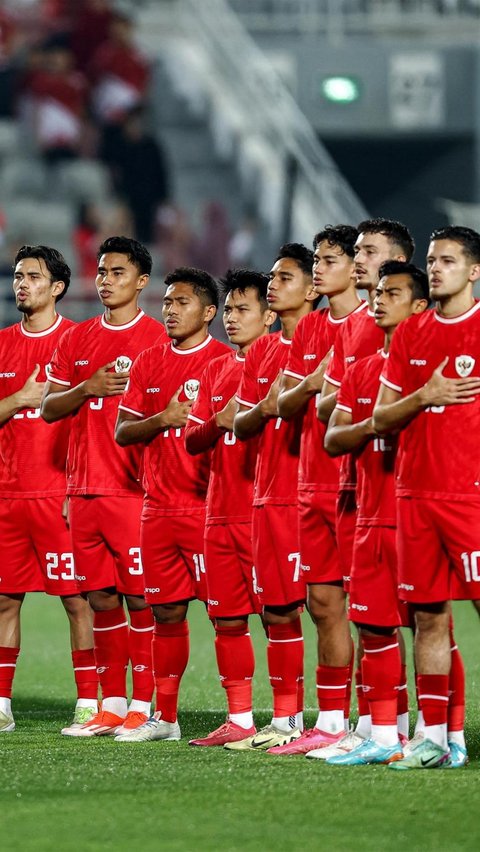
[
  {"left": 223, "top": 288, "right": 274, "bottom": 349},
  {"left": 354, "top": 232, "right": 401, "bottom": 291},
  {"left": 267, "top": 258, "right": 314, "bottom": 314},
  {"left": 96, "top": 252, "right": 148, "bottom": 308},
  {"left": 374, "top": 273, "right": 421, "bottom": 329},
  {"left": 13, "top": 257, "right": 63, "bottom": 315},
  {"left": 162, "top": 281, "right": 214, "bottom": 341},
  {"left": 312, "top": 240, "right": 355, "bottom": 298},
  {"left": 426, "top": 239, "right": 480, "bottom": 301}
]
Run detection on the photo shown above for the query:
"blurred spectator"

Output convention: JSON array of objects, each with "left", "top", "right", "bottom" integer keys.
[
  {"left": 90, "top": 12, "right": 150, "bottom": 164},
  {"left": 156, "top": 203, "right": 196, "bottom": 273},
  {"left": 73, "top": 201, "right": 103, "bottom": 285},
  {"left": 108, "top": 107, "right": 170, "bottom": 244},
  {"left": 69, "top": 0, "right": 114, "bottom": 72},
  {"left": 191, "top": 200, "right": 232, "bottom": 277},
  {"left": 0, "top": 3, "right": 19, "bottom": 116},
  {"left": 17, "top": 36, "right": 87, "bottom": 165}
]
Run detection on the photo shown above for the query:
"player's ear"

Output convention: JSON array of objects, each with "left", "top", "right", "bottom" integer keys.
[
  {"left": 305, "top": 279, "right": 317, "bottom": 303},
  {"left": 468, "top": 263, "right": 480, "bottom": 284},
  {"left": 412, "top": 298, "right": 429, "bottom": 315},
  {"left": 52, "top": 280, "right": 65, "bottom": 300},
  {"left": 264, "top": 309, "right": 277, "bottom": 329},
  {"left": 203, "top": 303, "right": 217, "bottom": 324},
  {"left": 136, "top": 273, "right": 149, "bottom": 292}
]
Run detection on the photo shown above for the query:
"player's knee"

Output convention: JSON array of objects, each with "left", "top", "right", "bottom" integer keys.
[
  {"left": 0, "top": 594, "right": 24, "bottom": 617},
  {"left": 414, "top": 604, "right": 449, "bottom": 636},
  {"left": 152, "top": 602, "right": 188, "bottom": 624}
]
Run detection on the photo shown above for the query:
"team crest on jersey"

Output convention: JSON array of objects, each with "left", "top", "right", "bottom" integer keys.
[
  {"left": 115, "top": 355, "right": 132, "bottom": 374},
  {"left": 45, "top": 362, "right": 52, "bottom": 376},
  {"left": 184, "top": 379, "right": 200, "bottom": 400},
  {"left": 455, "top": 355, "right": 475, "bottom": 378}
]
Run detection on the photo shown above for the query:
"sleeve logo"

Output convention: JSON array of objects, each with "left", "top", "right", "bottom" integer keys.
[{"left": 455, "top": 355, "right": 475, "bottom": 378}]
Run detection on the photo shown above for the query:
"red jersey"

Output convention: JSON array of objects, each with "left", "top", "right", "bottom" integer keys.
[
  {"left": 337, "top": 351, "right": 396, "bottom": 526},
  {"left": 48, "top": 310, "right": 165, "bottom": 497},
  {"left": 284, "top": 305, "right": 365, "bottom": 493},
  {"left": 324, "top": 302, "right": 384, "bottom": 490},
  {"left": 186, "top": 349, "right": 257, "bottom": 525},
  {"left": 380, "top": 302, "right": 480, "bottom": 501},
  {"left": 119, "top": 335, "right": 230, "bottom": 513},
  {"left": 0, "top": 315, "right": 74, "bottom": 497},
  {"left": 236, "top": 332, "right": 302, "bottom": 507}
]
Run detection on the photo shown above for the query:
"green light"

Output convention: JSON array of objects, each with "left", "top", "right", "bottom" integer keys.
[{"left": 322, "top": 76, "right": 360, "bottom": 104}]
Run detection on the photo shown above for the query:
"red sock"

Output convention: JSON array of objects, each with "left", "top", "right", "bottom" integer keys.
[
  {"left": 267, "top": 620, "right": 303, "bottom": 719},
  {"left": 215, "top": 623, "right": 254, "bottom": 715},
  {"left": 316, "top": 664, "right": 350, "bottom": 713},
  {"left": 128, "top": 608, "right": 154, "bottom": 703},
  {"left": 361, "top": 634, "right": 401, "bottom": 726},
  {"left": 355, "top": 666, "right": 370, "bottom": 717},
  {"left": 448, "top": 629, "right": 465, "bottom": 732},
  {"left": 417, "top": 674, "right": 449, "bottom": 726},
  {"left": 93, "top": 606, "right": 128, "bottom": 699},
  {"left": 297, "top": 674, "right": 304, "bottom": 716},
  {"left": 344, "top": 642, "right": 354, "bottom": 720},
  {"left": 71, "top": 649, "right": 98, "bottom": 701},
  {"left": 397, "top": 663, "right": 409, "bottom": 716},
  {"left": 152, "top": 621, "right": 189, "bottom": 722},
  {"left": 0, "top": 646, "right": 20, "bottom": 698}
]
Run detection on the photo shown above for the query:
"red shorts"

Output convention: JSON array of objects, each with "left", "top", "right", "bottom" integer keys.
[
  {"left": 204, "top": 522, "right": 261, "bottom": 618},
  {"left": 349, "top": 525, "right": 409, "bottom": 628},
  {"left": 298, "top": 490, "right": 341, "bottom": 584},
  {"left": 0, "top": 496, "right": 78, "bottom": 596},
  {"left": 336, "top": 488, "right": 357, "bottom": 590},
  {"left": 141, "top": 508, "right": 207, "bottom": 604},
  {"left": 252, "top": 504, "right": 305, "bottom": 607},
  {"left": 397, "top": 497, "right": 480, "bottom": 603},
  {"left": 69, "top": 495, "right": 144, "bottom": 595}
]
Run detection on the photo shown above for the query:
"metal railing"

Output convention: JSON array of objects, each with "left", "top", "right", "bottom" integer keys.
[{"left": 140, "top": 0, "right": 367, "bottom": 243}]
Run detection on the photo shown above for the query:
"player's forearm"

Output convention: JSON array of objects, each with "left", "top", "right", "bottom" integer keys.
[
  {"left": 115, "top": 411, "right": 169, "bottom": 446},
  {"left": 234, "top": 402, "right": 271, "bottom": 440},
  {"left": 316, "top": 392, "right": 337, "bottom": 424},
  {"left": 41, "top": 382, "right": 92, "bottom": 422},
  {"left": 324, "top": 418, "right": 375, "bottom": 457},
  {"left": 373, "top": 388, "right": 426, "bottom": 435},
  {"left": 278, "top": 377, "right": 315, "bottom": 420},
  {"left": 185, "top": 416, "right": 223, "bottom": 455}
]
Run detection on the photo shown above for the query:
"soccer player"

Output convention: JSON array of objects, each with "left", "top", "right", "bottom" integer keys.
[
  {"left": 228, "top": 243, "right": 317, "bottom": 751},
  {"left": 41, "top": 236, "right": 165, "bottom": 737},
  {"left": 0, "top": 245, "right": 97, "bottom": 734},
  {"left": 323, "top": 261, "right": 429, "bottom": 765},
  {"left": 113, "top": 267, "right": 229, "bottom": 743},
  {"left": 373, "top": 225, "right": 480, "bottom": 769},
  {"left": 317, "top": 218, "right": 414, "bottom": 751},
  {"left": 184, "top": 269, "right": 275, "bottom": 746},
  {"left": 266, "top": 225, "right": 362, "bottom": 756}
]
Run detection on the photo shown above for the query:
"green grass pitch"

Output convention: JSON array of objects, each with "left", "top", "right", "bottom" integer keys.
[{"left": 2, "top": 595, "right": 480, "bottom": 851}]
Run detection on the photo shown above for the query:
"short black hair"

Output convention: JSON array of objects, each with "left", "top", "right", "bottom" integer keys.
[
  {"left": 378, "top": 259, "right": 430, "bottom": 303},
  {"left": 313, "top": 224, "right": 358, "bottom": 259},
  {"left": 357, "top": 218, "right": 415, "bottom": 262},
  {"left": 97, "top": 236, "right": 152, "bottom": 276},
  {"left": 429, "top": 226, "right": 480, "bottom": 263},
  {"left": 276, "top": 243, "right": 314, "bottom": 277},
  {"left": 164, "top": 266, "right": 219, "bottom": 310},
  {"left": 14, "top": 244, "right": 71, "bottom": 302},
  {"left": 219, "top": 268, "right": 269, "bottom": 311}
]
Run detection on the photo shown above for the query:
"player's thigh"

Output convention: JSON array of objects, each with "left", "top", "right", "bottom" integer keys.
[
  {"left": 437, "top": 501, "right": 480, "bottom": 601},
  {"left": 205, "top": 522, "right": 260, "bottom": 618},
  {"left": 299, "top": 490, "right": 341, "bottom": 585},
  {"left": 29, "top": 497, "right": 79, "bottom": 596},
  {"left": 396, "top": 498, "right": 449, "bottom": 604},
  {"left": 349, "top": 526, "right": 405, "bottom": 628},
  {"left": 177, "top": 511, "right": 208, "bottom": 603},
  {"left": 0, "top": 498, "right": 43, "bottom": 593},
  {"left": 252, "top": 504, "right": 305, "bottom": 608},
  {"left": 69, "top": 496, "right": 116, "bottom": 592},
  {"left": 100, "top": 495, "right": 145, "bottom": 596}
]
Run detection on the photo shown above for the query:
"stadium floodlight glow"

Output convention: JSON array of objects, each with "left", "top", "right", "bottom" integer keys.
[{"left": 321, "top": 76, "right": 360, "bottom": 104}]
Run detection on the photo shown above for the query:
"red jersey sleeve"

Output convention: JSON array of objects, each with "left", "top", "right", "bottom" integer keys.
[
  {"left": 336, "top": 367, "right": 355, "bottom": 414},
  {"left": 379, "top": 326, "right": 406, "bottom": 394},
  {"left": 324, "top": 326, "right": 345, "bottom": 388},
  {"left": 236, "top": 340, "right": 260, "bottom": 408},
  {"left": 284, "top": 315, "right": 307, "bottom": 381},
  {"left": 118, "top": 351, "right": 148, "bottom": 418},
  {"left": 48, "top": 325, "right": 76, "bottom": 386}
]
